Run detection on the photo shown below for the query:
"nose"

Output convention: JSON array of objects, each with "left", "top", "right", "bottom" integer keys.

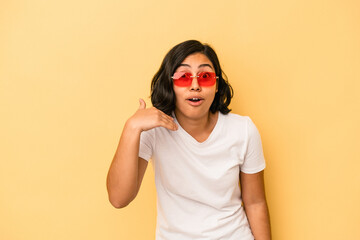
[{"left": 190, "top": 76, "right": 201, "bottom": 91}]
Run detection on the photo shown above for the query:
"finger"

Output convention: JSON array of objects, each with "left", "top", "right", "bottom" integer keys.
[
  {"left": 159, "top": 117, "right": 178, "bottom": 131},
  {"left": 138, "top": 98, "right": 146, "bottom": 110},
  {"left": 152, "top": 107, "right": 173, "bottom": 119},
  {"left": 157, "top": 109, "right": 174, "bottom": 121},
  {"left": 158, "top": 114, "right": 176, "bottom": 128},
  {"left": 161, "top": 123, "right": 177, "bottom": 131},
  {"left": 159, "top": 112, "right": 174, "bottom": 122},
  {"left": 152, "top": 109, "right": 173, "bottom": 124}
]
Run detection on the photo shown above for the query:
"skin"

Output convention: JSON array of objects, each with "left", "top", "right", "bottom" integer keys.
[
  {"left": 172, "top": 53, "right": 219, "bottom": 142},
  {"left": 106, "top": 52, "right": 271, "bottom": 239},
  {"left": 106, "top": 101, "right": 177, "bottom": 208},
  {"left": 241, "top": 171, "right": 272, "bottom": 239}
]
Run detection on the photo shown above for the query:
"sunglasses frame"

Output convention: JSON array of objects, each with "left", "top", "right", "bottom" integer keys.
[{"left": 171, "top": 71, "right": 219, "bottom": 87}]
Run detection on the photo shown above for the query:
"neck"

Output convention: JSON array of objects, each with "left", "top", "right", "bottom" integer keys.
[{"left": 174, "top": 110, "right": 219, "bottom": 140}]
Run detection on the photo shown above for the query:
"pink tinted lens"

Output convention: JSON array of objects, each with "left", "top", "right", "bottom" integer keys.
[
  {"left": 173, "top": 72, "right": 192, "bottom": 87},
  {"left": 197, "top": 72, "right": 217, "bottom": 86},
  {"left": 172, "top": 71, "right": 217, "bottom": 87}
]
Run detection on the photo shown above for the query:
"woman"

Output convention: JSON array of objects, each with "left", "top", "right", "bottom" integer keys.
[{"left": 106, "top": 40, "right": 271, "bottom": 239}]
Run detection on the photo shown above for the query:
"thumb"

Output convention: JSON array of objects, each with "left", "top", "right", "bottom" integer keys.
[{"left": 138, "top": 98, "right": 146, "bottom": 109}]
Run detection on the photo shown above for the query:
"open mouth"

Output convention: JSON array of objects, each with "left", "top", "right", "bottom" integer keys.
[{"left": 188, "top": 98, "right": 202, "bottom": 102}]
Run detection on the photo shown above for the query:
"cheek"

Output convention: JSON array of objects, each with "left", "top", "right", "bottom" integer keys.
[
  {"left": 207, "top": 87, "right": 217, "bottom": 97},
  {"left": 173, "top": 87, "right": 184, "bottom": 103},
  {"left": 206, "top": 88, "right": 218, "bottom": 106}
]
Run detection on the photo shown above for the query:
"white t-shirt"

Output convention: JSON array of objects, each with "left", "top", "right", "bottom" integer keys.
[{"left": 139, "top": 112, "right": 266, "bottom": 240}]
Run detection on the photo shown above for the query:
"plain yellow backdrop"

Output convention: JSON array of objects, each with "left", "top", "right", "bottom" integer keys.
[{"left": 1, "top": 0, "right": 359, "bottom": 239}]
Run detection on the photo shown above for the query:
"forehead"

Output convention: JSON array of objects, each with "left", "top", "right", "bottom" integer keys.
[{"left": 177, "top": 53, "right": 214, "bottom": 69}]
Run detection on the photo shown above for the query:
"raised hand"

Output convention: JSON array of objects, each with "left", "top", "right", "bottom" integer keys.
[{"left": 126, "top": 98, "right": 178, "bottom": 132}]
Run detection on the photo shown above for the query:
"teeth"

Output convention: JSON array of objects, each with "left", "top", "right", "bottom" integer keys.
[{"left": 191, "top": 98, "right": 199, "bottom": 100}]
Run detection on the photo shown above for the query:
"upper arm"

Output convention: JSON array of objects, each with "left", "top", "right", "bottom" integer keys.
[
  {"left": 240, "top": 170, "right": 266, "bottom": 206},
  {"left": 136, "top": 157, "right": 148, "bottom": 194}
]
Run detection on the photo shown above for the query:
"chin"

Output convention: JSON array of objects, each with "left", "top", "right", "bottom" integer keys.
[{"left": 176, "top": 106, "right": 210, "bottom": 120}]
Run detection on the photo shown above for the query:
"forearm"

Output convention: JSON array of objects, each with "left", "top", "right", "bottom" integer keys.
[
  {"left": 106, "top": 121, "right": 142, "bottom": 208},
  {"left": 244, "top": 201, "right": 271, "bottom": 240}
]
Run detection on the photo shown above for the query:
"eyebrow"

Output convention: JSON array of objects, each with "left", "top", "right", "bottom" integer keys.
[{"left": 179, "top": 63, "right": 214, "bottom": 69}]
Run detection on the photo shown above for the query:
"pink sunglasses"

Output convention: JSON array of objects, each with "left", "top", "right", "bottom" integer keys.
[{"left": 171, "top": 72, "right": 218, "bottom": 87}]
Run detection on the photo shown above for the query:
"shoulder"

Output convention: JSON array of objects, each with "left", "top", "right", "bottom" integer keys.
[
  {"left": 221, "top": 112, "right": 261, "bottom": 137},
  {"left": 140, "top": 128, "right": 156, "bottom": 142},
  {"left": 221, "top": 112, "right": 251, "bottom": 126},
  {"left": 218, "top": 112, "right": 250, "bottom": 138},
  {"left": 140, "top": 127, "right": 156, "bottom": 136}
]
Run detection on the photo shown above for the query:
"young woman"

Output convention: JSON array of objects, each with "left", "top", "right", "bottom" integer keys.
[{"left": 106, "top": 40, "right": 271, "bottom": 240}]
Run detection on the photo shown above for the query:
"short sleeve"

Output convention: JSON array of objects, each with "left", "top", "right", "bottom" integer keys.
[
  {"left": 139, "top": 129, "right": 155, "bottom": 161},
  {"left": 241, "top": 117, "right": 266, "bottom": 173}
]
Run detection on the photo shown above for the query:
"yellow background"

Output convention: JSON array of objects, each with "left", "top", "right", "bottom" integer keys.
[{"left": 1, "top": 0, "right": 359, "bottom": 239}]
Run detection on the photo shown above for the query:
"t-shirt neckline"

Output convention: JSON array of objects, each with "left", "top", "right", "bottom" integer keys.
[{"left": 172, "top": 111, "right": 224, "bottom": 146}]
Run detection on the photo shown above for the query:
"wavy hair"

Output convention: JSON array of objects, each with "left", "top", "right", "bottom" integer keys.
[{"left": 151, "top": 40, "right": 233, "bottom": 116}]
